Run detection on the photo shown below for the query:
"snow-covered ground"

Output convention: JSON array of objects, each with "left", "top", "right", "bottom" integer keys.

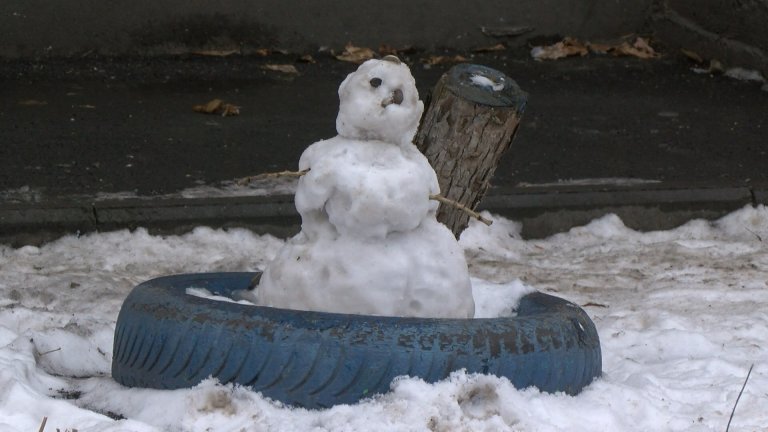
[{"left": 1, "top": 206, "right": 766, "bottom": 431}]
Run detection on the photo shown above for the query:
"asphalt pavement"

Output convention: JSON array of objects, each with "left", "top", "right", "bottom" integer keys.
[{"left": 1, "top": 49, "right": 767, "bottom": 245}]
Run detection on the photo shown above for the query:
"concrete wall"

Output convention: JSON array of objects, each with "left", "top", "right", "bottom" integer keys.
[
  {"left": 652, "top": 0, "right": 768, "bottom": 77},
  {"left": 1, "top": 0, "right": 651, "bottom": 57},
  {"left": 3, "top": 0, "right": 764, "bottom": 79}
]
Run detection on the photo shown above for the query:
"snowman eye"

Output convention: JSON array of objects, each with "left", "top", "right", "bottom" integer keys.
[{"left": 369, "top": 78, "right": 382, "bottom": 88}]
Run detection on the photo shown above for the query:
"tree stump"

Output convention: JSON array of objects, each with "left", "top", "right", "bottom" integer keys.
[{"left": 416, "top": 64, "right": 527, "bottom": 238}]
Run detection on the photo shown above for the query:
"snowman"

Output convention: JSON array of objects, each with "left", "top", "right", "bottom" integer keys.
[{"left": 255, "top": 56, "right": 475, "bottom": 318}]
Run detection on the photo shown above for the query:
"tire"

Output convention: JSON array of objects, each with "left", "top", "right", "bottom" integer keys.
[{"left": 112, "top": 272, "right": 601, "bottom": 408}]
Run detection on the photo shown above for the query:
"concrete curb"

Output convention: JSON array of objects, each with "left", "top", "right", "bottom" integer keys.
[
  {"left": 480, "top": 185, "right": 754, "bottom": 238},
  {"left": 652, "top": 1, "right": 768, "bottom": 79},
  {"left": 0, "top": 0, "right": 651, "bottom": 58},
  {"left": 0, "top": 185, "right": 757, "bottom": 246}
]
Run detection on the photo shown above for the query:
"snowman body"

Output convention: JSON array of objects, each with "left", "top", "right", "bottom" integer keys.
[{"left": 256, "top": 58, "right": 474, "bottom": 318}]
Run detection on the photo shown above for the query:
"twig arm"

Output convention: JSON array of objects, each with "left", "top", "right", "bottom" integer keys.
[
  {"left": 429, "top": 194, "right": 492, "bottom": 226},
  {"left": 236, "top": 170, "right": 492, "bottom": 227},
  {"left": 237, "top": 169, "right": 310, "bottom": 185},
  {"left": 726, "top": 363, "right": 754, "bottom": 432}
]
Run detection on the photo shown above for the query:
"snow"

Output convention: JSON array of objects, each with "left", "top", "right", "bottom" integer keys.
[
  {"left": 529, "top": 46, "right": 548, "bottom": 60},
  {"left": 470, "top": 74, "right": 505, "bottom": 91},
  {"left": 294, "top": 138, "right": 439, "bottom": 239},
  {"left": 255, "top": 57, "right": 474, "bottom": 318},
  {"left": 723, "top": 67, "right": 765, "bottom": 83},
  {"left": 692, "top": 65, "right": 767, "bottom": 89},
  {"left": 190, "top": 277, "right": 533, "bottom": 320},
  {"left": 1, "top": 206, "right": 767, "bottom": 431},
  {"left": 515, "top": 177, "right": 662, "bottom": 187},
  {"left": 335, "top": 57, "right": 424, "bottom": 147},
  {"left": 0, "top": 179, "right": 300, "bottom": 206}
]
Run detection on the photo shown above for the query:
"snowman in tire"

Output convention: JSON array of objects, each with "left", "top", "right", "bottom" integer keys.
[
  {"left": 112, "top": 60, "right": 602, "bottom": 405},
  {"left": 254, "top": 56, "right": 475, "bottom": 318}
]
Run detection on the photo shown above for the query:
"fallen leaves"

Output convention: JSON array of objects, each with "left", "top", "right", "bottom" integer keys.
[
  {"left": 18, "top": 99, "right": 48, "bottom": 106},
  {"left": 680, "top": 48, "right": 704, "bottom": 64},
  {"left": 335, "top": 43, "right": 422, "bottom": 63},
  {"left": 680, "top": 48, "right": 725, "bottom": 74},
  {"left": 530, "top": 37, "right": 588, "bottom": 60},
  {"left": 298, "top": 54, "right": 316, "bottom": 63},
  {"left": 610, "top": 37, "right": 658, "bottom": 59},
  {"left": 261, "top": 64, "right": 300, "bottom": 75},
  {"left": 531, "top": 36, "right": 659, "bottom": 61},
  {"left": 253, "top": 47, "right": 290, "bottom": 57},
  {"left": 481, "top": 25, "right": 535, "bottom": 38},
  {"left": 472, "top": 43, "right": 507, "bottom": 53},
  {"left": 191, "top": 49, "right": 240, "bottom": 57},
  {"left": 335, "top": 43, "right": 376, "bottom": 63},
  {"left": 193, "top": 99, "right": 240, "bottom": 117}
]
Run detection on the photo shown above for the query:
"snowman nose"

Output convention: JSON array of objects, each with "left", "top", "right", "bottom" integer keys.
[
  {"left": 392, "top": 89, "right": 404, "bottom": 105},
  {"left": 382, "top": 89, "right": 404, "bottom": 107}
]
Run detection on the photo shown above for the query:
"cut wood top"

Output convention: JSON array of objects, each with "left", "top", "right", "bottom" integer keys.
[{"left": 446, "top": 64, "right": 528, "bottom": 109}]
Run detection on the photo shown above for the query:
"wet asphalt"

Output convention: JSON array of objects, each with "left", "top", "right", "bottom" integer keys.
[{"left": 1, "top": 49, "right": 767, "bottom": 243}]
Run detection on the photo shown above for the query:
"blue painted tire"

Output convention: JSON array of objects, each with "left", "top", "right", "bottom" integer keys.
[{"left": 112, "top": 272, "right": 601, "bottom": 408}]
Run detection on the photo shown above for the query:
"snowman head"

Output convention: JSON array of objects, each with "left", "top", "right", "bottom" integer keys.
[{"left": 336, "top": 56, "right": 424, "bottom": 146}]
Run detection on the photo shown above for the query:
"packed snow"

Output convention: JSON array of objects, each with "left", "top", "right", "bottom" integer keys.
[
  {"left": 1, "top": 205, "right": 767, "bottom": 431},
  {"left": 470, "top": 74, "right": 505, "bottom": 91},
  {"left": 255, "top": 57, "right": 474, "bottom": 318},
  {"left": 722, "top": 67, "right": 765, "bottom": 83},
  {"left": 334, "top": 56, "right": 424, "bottom": 147}
]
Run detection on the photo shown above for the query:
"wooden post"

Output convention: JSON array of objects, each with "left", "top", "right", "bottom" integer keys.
[{"left": 416, "top": 64, "right": 527, "bottom": 238}]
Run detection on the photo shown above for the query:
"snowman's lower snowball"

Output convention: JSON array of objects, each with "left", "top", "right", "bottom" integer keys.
[{"left": 258, "top": 211, "right": 474, "bottom": 318}]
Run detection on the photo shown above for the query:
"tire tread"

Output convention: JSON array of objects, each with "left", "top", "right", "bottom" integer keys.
[{"left": 112, "top": 272, "right": 602, "bottom": 408}]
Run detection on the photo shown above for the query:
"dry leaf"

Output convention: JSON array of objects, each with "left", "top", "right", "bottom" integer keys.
[
  {"left": 633, "top": 37, "right": 655, "bottom": 54},
  {"left": 378, "top": 44, "right": 416, "bottom": 56},
  {"left": 261, "top": 64, "right": 300, "bottom": 74},
  {"left": 18, "top": 99, "right": 48, "bottom": 106},
  {"left": 610, "top": 37, "right": 658, "bottom": 59},
  {"left": 379, "top": 44, "right": 399, "bottom": 56},
  {"left": 298, "top": 54, "right": 316, "bottom": 63},
  {"left": 254, "top": 48, "right": 271, "bottom": 56},
  {"left": 191, "top": 49, "right": 240, "bottom": 57},
  {"left": 335, "top": 43, "right": 375, "bottom": 63},
  {"left": 193, "top": 99, "right": 241, "bottom": 117},
  {"left": 472, "top": 43, "right": 506, "bottom": 53},
  {"left": 680, "top": 48, "right": 704, "bottom": 63},
  {"left": 218, "top": 104, "right": 240, "bottom": 117},
  {"left": 533, "top": 36, "right": 659, "bottom": 60},
  {"left": 199, "top": 99, "right": 223, "bottom": 113},
  {"left": 610, "top": 42, "right": 646, "bottom": 58},
  {"left": 421, "top": 54, "right": 468, "bottom": 65},
  {"left": 586, "top": 42, "right": 613, "bottom": 54},
  {"left": 531, "top": 37, "right": 588, "bottom": 61},
  {"left": 481, "top": 25, "right": 535, "bottom": 37}
]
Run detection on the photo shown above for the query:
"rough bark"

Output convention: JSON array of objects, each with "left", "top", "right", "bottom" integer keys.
[{"left": 416, "top": 63, "right": 527, "bottom": 238}]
